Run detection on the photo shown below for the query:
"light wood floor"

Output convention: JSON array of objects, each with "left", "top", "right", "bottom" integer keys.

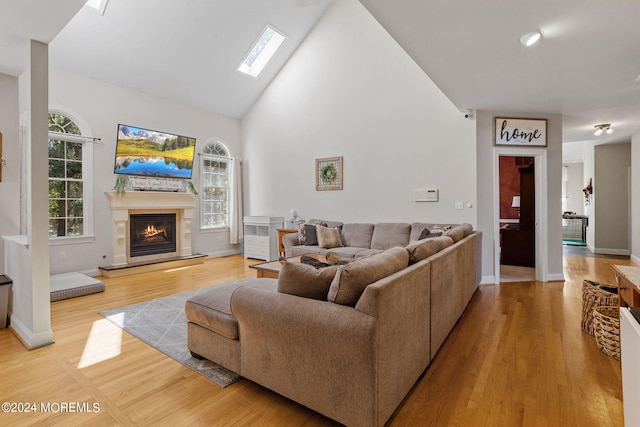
[{"left": 0, "top": 254, "right": 628, "bottom": 426}]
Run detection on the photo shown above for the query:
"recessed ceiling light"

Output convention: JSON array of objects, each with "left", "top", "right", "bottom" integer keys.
[
  {"left": 238, "top": 26, "right": 286, "bottom": 78},
  {"left": 519, "top": 31, "right": 542, "bottom": 47},
  {"left": 635, "top": 74, "right": 640, "bottom": 83}
]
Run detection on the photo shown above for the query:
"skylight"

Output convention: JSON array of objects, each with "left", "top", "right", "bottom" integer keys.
[
  {"left": 238, "top": 26, "right": 286, "bottom": 78},
  {"left": 85, "top": 0, "right": 109, "bottom": 15}
]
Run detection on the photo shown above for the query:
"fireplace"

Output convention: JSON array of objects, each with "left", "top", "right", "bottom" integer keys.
[
  {"left": 106, "top": 191, "right": 196, "bottom": 266},
  {"left": 129, "top": 213, "right": 177, "bottom": 258}
]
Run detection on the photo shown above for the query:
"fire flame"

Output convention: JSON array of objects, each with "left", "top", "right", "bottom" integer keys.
[{"left": 142, "top": 224, "right": 167, "bottom": 242}]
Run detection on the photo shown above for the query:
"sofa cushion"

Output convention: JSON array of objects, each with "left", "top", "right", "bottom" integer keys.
[
  {"left": 341, "top": 223, "right": 375, "bottom": 248},
  {"left": 354, "top": 248, "right": 384, "bottom": 257},
  {"left": 406, "top": 235, "right": 455, "bottom": 264},
  {"left": 370, "top": 223, "right": 411, "bottom": 250},
  {"left": 277, "top": 261, "right": 339, "bottom": 300},
  {"left": 317, "top": 225, "right": 344, "bottom": 249},
  {"left": 328, "top": 247, "right": 409, "bottom": 306},
  {"left": 445, "top": 226, "right": 465, "bottom": 242},
  {"left": 308, "top": 219, "right": 344, "bottom": 230},
  {"left": 185, "top": 279, "right": 276, "bottom": 340},
  {"left": 459, "top": 223, "right": 474, "bottom": 237}
]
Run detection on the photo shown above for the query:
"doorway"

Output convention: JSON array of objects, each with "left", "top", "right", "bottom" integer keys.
[
  {"left": 498, "top": 156, "right": 535, "bottom": 282},
  {"left": 493, "top": 147, "right": 548, "bottom": 284}
]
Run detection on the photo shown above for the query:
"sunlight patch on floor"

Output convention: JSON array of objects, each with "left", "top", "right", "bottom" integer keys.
[{"left": 77, "top": 314, "right": 124, "bottom": 369}]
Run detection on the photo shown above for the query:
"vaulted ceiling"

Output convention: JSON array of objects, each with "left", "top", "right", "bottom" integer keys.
[{"left": 2, "top": 0, "right": 639, "bottom": 148}]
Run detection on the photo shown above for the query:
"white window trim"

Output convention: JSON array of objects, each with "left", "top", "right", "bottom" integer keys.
[
  {"left": 200, "top": 153, "right": 232, "bottom": 230},
  {"left": 200, "top": 140, "right": 233, "bottom": 231},
  {"left": 47, "top": 108, "right": 95, "bottom": 241}
]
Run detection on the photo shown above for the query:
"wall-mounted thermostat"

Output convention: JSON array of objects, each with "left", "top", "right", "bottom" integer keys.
[{"left": 414, "top": 188, "right": 439, "bottom": 202}]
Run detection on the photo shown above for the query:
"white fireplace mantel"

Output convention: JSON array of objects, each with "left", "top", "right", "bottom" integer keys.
[{"left": 105, "top": 191, "right": 196, "bottom": 265}]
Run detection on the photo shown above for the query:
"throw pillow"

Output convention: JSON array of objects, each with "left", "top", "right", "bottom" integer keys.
[
  {"left": 297, "top": 221, "right": 307, "bottom": 245},
  {"left": 297, "top": 220, "right": 326, "bottom": 245},
  {"left": 327, "top": 247, "right": 409, "bottom": 306},
  {"left": 326, "top": 251, "right": 351, "bottom": 265},
  {"left": 304, "top": 224, "right": 320, "bottom": 246},
  {"left": 445, "top": 227, "right": 465, "bottom": 242},
  {"left": 301, "top": 255, "right": 331, "bottom": 269},
  {"left": 418, "top": 228, "right": 443, "bottom": 240},
  {"left": 277, "top": 261, "right": 339, "bottom": 301},
  {"left": 316, "top": 225, "right": 344, "bottom": 249},
  {"left": 406, "top": 236, "right": 454, "bottom": 264}
]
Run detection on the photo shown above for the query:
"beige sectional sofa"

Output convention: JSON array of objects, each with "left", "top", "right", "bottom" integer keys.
[
  {"left": 282, "top": 219, "right": 464, "bottom": 259},
  {"left": 185, "top": 221, "right": 481, "bottom": 427}
]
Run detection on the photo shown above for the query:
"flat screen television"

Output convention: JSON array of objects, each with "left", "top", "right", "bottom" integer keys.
[{"left": 114, "top": 124, "right": 196, "bottom": 179}]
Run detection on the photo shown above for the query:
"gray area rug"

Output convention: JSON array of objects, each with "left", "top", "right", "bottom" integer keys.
[{"left": 100, "top": 284, "right": 241, "bottom": 387}]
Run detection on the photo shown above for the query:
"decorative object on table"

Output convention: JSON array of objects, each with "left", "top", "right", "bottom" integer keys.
[
  {"left": 593, "top": 306, "right": 621, "bottom": 360},
  {"left": 581, "top": 279, "right": 618, "bottom": 335},
  {"left": 315, "top": 156, "right": 343, "bottom": 191},
  {"left": 286, "top": 209, "right": 304, "bottom": 229},
  {"left": 494, "top": 117, "right": 547, "bottom": 147}
]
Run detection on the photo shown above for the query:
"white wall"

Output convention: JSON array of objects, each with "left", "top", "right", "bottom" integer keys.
[
  {"left": 583, "top": 141, "right": 596, "bottom": 248},
  {"left": 565, "top": 162, "right": 584, "bottom": 215},
  {"left": 241, "top": 0, "right": 477, "bottom": 226},
  {"left": 476, "top": 110, "right": 564, "bottom": 283},
  {"left": 594, "top": 142, "right": 631, "bottom": 255},
  {"left": 0, "top": 73, "right": 20, "bottom": 274},
  {"left": 47, "top": 69, "right": 242, "bottom": 275},
  {"left": 632, "top": 131, "right": 640, "bottom": 263}
]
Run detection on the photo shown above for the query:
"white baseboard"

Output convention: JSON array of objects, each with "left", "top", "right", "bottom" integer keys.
[
  {"left": 204, "top": 249, "right": 242, "bottom": 258},
  {"left": 8, "top": 314, "right": 54, "bottom": 349},
  {"left": 80, "top": 268, "right": 102, "bottom": 277},
  {"left": 594, "top": 247, "right": 630, "bottom": 256},
  {"left": 481, "top": 275, "right": 496, "bottom": 285},
  {"left": 631, "top": 254, "right": 640, "bottom": 265},
  {"left": 545, "top": 273, "right": 566, "bottom": 282}
]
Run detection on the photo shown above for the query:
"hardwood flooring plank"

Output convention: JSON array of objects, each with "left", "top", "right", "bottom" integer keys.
[{"left": 0, "top": 254, "right": 625, "bottom": 426}]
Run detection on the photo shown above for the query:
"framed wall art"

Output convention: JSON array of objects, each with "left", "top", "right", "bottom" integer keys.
[
  {"left": 495, "top": 117, "right": 547, "bottom": 147},
  {"left": 316, "top": 156, "right": 343, "bottom": 191}
]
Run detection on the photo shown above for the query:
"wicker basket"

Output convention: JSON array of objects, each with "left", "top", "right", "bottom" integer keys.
[
  {"left": 581, "top": 280, "right": 618, "bottom": 335},
  {"left": 593, "top": 306, "right": 620, "bottom": 360}
]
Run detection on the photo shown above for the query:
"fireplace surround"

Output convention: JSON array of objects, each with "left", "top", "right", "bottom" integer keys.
[{"left": 105, "top": 191, "right": 196, "bottom": 266}]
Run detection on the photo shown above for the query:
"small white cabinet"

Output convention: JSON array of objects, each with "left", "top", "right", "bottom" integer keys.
[{"left": 243, "top": 216, "right": 283, "bottom": 261}]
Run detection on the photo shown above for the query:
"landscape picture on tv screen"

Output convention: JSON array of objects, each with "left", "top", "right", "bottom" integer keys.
[{"left": 114, "top": 124, "right": 196, "bottom": 179}]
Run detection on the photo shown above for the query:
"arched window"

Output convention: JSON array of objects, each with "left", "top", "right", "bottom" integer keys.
[
  {"left": 48, "top": 111, "right": 93, "bottom": 240},
  {"left": 201, "top": 141, "right": 232, "bottom": 228}
]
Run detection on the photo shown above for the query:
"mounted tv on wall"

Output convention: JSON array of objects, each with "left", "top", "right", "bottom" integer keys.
[{"left": 114, "top": 124, "right": 196, "bottom": 179}]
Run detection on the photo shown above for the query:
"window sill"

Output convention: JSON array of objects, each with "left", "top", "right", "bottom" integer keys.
[
  {"left": 49, "top": 235, "right": 95, "bottom": 246},
  {"left": 200, "top": 226, "right": 230, "bottom": 233}
]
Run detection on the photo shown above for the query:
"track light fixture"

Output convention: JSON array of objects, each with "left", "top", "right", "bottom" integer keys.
[{"left": 593, "top": 124, "right": 613, "bottom": 136}]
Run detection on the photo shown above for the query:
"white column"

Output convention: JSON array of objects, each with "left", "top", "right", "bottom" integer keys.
[{"left": 7, "top": 40, "right": 53, "bottom": 348}]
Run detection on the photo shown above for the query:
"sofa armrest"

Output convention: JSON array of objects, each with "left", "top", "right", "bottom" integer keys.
[
  {"left": 355, "top": 260, "right": 431, "bottom": 424},
  {"left": 282, "top": 232, "right": 300, "bottom": 257},
  {"left": 231, "top": 287, "right": 377, "bottom": 426}
]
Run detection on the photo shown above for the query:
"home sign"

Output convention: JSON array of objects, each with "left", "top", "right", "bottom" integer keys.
[{"left": 495, "top": 117, "right": 547, "bottom": 147}]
